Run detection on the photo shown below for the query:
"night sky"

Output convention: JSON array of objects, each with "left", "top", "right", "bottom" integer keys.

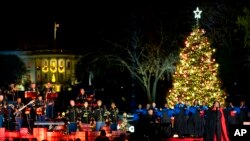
[
  {"left": 0, "top": 0, "right": 248, "bottom": 51},
  {"left": 0, "top": 0, "right": 249, "bottom": 106},
  {"left": 0, "top": 1, "right": 134, "bottom": 51},
  {"left": 0, "top": 0, "right": 249, "bottom": 52},
  {"left": 0, "top": 0, "right": 203, "bottom": 51}
]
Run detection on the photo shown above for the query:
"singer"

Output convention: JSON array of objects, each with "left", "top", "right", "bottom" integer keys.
[{"left": 204, "top": 101, "right": 229, "bottom": 141}]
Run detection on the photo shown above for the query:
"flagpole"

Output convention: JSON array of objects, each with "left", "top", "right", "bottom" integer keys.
[{"left": 54, "top": 22, "right": 60, "bottom": 48}]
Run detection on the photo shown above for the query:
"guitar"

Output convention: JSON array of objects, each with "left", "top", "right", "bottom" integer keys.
[
  {"left": 13, "top": 99, "right": 35, "bottom": 115},
  {"left": 36, "top": 106, "right": 45, "bottom": 115}
]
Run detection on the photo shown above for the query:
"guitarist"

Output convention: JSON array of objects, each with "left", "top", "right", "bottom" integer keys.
[
  {"left": 14, "top": 97, "right": 24, "bottom": 131},
  {"left": 34, "top": 95, "right": 46, "bottom": 124},
  {"left": 14, "top": 98, "right": 35, "bottom": 132}
]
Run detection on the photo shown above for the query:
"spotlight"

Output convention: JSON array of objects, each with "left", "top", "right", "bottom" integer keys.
[{"left": 128, "top": 125, "right": 135, "bottom": 133}]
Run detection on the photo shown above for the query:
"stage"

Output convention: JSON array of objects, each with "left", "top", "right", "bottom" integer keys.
[
  {"left": 0, "top": 128, "right": 205, "bottom": 141},
  {"left": 0, "top": 128, "right": 117, "bottom": 141}
]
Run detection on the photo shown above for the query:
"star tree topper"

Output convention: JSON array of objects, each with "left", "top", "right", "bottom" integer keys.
[{"left": 193, "top": 7, "right": 202, "bottom": 26}]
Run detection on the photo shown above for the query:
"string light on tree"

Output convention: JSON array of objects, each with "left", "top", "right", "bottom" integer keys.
[{"left": 167, "top": 7, "right": 227, "bottom": 108}]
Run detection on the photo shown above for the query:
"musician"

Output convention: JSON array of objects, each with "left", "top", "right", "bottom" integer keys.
[
  {"left": 0, "top": 94, "right": 8, "bottom": 127},
  {"left": 7, "top": 83, "right": 17, "bottom": 101},
  {"left": 34, "top": 95, "right": 46, "bottom": 123},
  {"left": 13, "top": 97, "right": 24, "bottom": 131},
  {"left": 109, "top": 102, "right": 119, "bottom": 131},
  {"left": 65, "top": 99, "right": 80, "bottom": 134},
  {"left": 75, "top": 88, "right": 87, "bottom": 105},
  {"left": 43, "top": 82, "right": 53, "bottom": 96},
  {"left": 27, "top": 82, "right": 40, "bottom": 97},
  {"left": 93, "top": 100, "right": 107, "bottom": 131},
  {"left": 44, "top": 82, "right": 55, "bottom": 120},
  {"left": 80, "top": 101, "right": 92, "bottom": 124}
]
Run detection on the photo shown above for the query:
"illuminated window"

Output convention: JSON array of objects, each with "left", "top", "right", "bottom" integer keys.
[{"left": 67, "top": 61, "right": 71, "bottom": 69}]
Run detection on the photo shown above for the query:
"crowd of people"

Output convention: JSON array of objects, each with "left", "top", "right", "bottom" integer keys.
[
  {"left": 0, "top": 82, "right": 57, "bottom": 131},
  {"left": 0, "top": 82, "right": 249, "bottom": 141},
  {"left": 132, "top": 98, "right": 249, "bottom": 140},
  {"left": 0, "top": 82, "right": 125, "bottom": 134}
]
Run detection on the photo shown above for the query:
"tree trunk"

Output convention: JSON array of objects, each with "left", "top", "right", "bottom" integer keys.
[
  {"left": 152, "top": 78, "right": 159, "bottom": 102},
  {"left": 147, "top": 88, "right": 152, "bottom": 103}
]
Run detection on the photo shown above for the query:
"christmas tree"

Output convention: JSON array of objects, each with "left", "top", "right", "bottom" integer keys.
[{"left": 167, "top": 7, "right": 227, "bottom": 108}]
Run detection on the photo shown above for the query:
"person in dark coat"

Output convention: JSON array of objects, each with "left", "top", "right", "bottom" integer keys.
[
  {"left": 189, "top": 100, "right": 203, "bottom": 137},
  {"left": 203, "top": 101, "right": 229, "bottom": 141},
  {"left": 239, "top": 100, "right": 248, "bottom": 125},
  {"left": 143, "top": 108, "right": 160, "bottom": 141},
  {"left": 173, "top": 98, "right": 186, "bottom": 137},
  {"left": 65, "top": 100, "right": 80, "bottom": 134},
  {"left": 159, "top": 103, "right": 175, "bottom": 138}
]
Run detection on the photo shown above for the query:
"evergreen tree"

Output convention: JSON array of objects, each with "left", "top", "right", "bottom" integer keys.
[{"left": 167, "top": 7, "right": 227, "bottom": 107}]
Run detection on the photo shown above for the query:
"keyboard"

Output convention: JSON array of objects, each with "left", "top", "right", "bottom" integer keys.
[{"left": 34, "top": 121, "right": 65, "bottom": 126}]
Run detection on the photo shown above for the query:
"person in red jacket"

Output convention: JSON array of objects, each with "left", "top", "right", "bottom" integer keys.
[{"left": 204, "top": 101, "right": 229, "bottom": 141}]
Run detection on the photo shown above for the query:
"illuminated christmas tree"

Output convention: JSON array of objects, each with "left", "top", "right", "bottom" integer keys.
[{"left": 167, "top": 7, "right": 227, "bottom": 108}]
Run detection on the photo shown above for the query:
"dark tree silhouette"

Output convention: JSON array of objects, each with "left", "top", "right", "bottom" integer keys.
[{"left": 0, "top": 55, "right": 27, "bottom": 87}]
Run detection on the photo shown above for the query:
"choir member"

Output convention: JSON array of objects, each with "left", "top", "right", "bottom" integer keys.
[{"left": 173, "top": 98, "right": 186, "bottom": 137}]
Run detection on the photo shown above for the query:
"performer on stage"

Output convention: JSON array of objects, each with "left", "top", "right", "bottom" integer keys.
[
  {"left": 27, "top": 82, "right": 40, "bottom": 97},
  {"left": 189, "top": 99, "right": 202, "bottom": 137},
  {"left": 239, "top": 100, "right": 248, "bottom": 125},
  {"left": 0, "top": 94, "right": 7, "bottom": 127},
  {"left": 7, "top": 83, "right": 17, "bottom": 101},
  {"left": 159, "top": 103, "right": 175, "bottom": 138},
  {"left": 225, "top": 101, "right": 240, "bottom": 126},
  {"left": 80, "top": 101, "right": 92, "bottom": 124},
  {"left": 76, "top": 88, "right": 87, "bottom": 105},
  {"left": 44, "top": 82, "right": 55, "bottom": 120},
  {"left": 34, "top": 95, "right": 46, "bottom": 123},
  {"left": 204, "top": 101, "right": 229, "bottom": 141},
  {"left": 109, "top": 102, "right": 119, "bottom": 131},
  {"left": 65, "top": 99, "right": 80, "bottom": 134},
  {"left": 93, "top": 100, "right": 107, "bottom": 131},
  {"left": 173, "top": 98, "right": 186, "bottom": 137},
  {"left": 135, "top": 104, "right": 147, "bottom": 119},
  {"left": 143, "top": 108, "right": 160, "bottom": 140},
  {"left": 78, "top": 101, "right": 93, "bottom": 131},
  {"left": 200, "top": 101, "right": 209, "bottom": 137},
  {"left": 151, "top": 102, "right": 161, "bottom": 122},
  {"left": 13, "top": 97, "right": 24, "bottom": 131}
]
